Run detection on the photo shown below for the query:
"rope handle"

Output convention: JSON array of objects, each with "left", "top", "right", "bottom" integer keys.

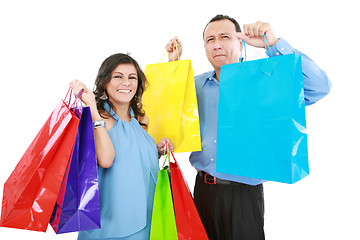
[
  {"left": 161, "top": 141, "right": 170, "bottom": 169},
  {"left": 240, "top": 34, "right": 271, "bottom": 63},
  {"left": 64, "top": 87, "right": 84, "bottom": 113},
  {"left": 161, "top": 141, "right": 178, "bottom": 169},
  {"left": 263, "top": 34, "right": 270, "bottom": 52},
  {"left": 240, "top": 40, "right": 247, "bottom": 63}
]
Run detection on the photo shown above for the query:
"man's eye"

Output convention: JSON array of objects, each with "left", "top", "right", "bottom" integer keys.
[
  {"left": 207, "top": 38, "right": 214, "bottom": 42},
  {"left": 223, "top": 35, "right": 230, "bottom": 39}
]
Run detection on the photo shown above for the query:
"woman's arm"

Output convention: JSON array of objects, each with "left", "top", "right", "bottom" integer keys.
[{"left": 69, "top": 80, "right": 115, "bottom": 168}]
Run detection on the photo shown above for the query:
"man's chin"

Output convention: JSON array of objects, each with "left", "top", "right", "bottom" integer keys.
[{"left": 214, "top": 60, "right": 229, "bottom": 68}]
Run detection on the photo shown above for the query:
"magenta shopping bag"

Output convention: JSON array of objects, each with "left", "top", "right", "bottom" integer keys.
[{"left": 50, "top": 106, "right": 100, "bottom": 233}]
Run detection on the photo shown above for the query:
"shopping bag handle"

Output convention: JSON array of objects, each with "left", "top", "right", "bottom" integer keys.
[
  {"left": 240, "top": 34, "right": 271, "bottom": 63},
  {"left": 160, "top": 141, "right": 175, "bottom": 169},
  {"left": 263, "top": 34, "right": 270, "bottom": 52},
  {"left": 161, "top": 142, "right": 170, "bottom": 169},
  {"left": 164, "top": 141, "right": 178, "bottom": 165},
  {"left": 68, "top": 89, "right": 84, "bottom": 108},
  {"left": 169, "top": 39, "right": 180, "bottom": 62},
  {"left": 240, "top": 40, "right": 247, "bottom": 63},
  {"left": 64, "top": 87, "right": 84, "bottom": 113},
  {"left": 158, "top": 39, "right": 181, "bottom": 63}
]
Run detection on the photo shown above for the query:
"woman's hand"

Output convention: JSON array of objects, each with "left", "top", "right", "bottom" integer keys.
[
  {"left": 70, "top": 79, "right": 115, "bottom": 168},
  {"left": 69, "top": 79, "right": 96, "bottom": 108},
  {"left": 157, "top": 137, "right": 175, "bottom": 156},
  {"left": 69, "top": 79, "right": 102, "bottom": 121}
]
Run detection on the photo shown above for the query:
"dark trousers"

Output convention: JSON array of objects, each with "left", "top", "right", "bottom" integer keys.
[{"left": 194, "top": 172, "right": 265, "bottom": 240}]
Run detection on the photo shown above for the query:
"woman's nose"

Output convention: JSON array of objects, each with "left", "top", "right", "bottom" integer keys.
[{"left": 121, "top": 78, "right": 131, "bottom": 85}]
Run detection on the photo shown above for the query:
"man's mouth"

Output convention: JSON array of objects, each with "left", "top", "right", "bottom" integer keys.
[{"left": 214, "top": 54, "right": 226, "bottom": 58}]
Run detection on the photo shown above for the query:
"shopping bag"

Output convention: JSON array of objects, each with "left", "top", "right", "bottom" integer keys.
[
  {"left": 216, "top": 41, "right": 308, "bottom": 184},
  {"left": 50, "top": 106, "right": 100, "bottom": 233},
  {"left": 0, "top": 88, "right": 82, "bottom": 232},
  {"left": 168, "top": 144, "right": 208, "bottom": 240},
  {"left": 150, "top": 155, "right": 178, "bottom": 239},
  {"left": 143, "top": 57, "right": 201, "bottom": 153}
]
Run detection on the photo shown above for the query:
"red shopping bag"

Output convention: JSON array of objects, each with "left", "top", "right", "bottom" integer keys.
[
  {"left": 50, "top": 106, "right": 100, "bottom": 234},
  {"left": 168, "top": 144, "right": 208, "bottom": 240},
  {"left": 0, "top": 88, "right": 82, "bottom": 232}
]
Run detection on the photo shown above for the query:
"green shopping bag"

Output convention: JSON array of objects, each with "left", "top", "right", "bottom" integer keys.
[{"left": 150, "top": 151, "right": 178, "bottom": 240}]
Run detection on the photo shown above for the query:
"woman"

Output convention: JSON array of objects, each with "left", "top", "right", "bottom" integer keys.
[{"left": 70, "top": 53, "right": 173, "bottom": 240}]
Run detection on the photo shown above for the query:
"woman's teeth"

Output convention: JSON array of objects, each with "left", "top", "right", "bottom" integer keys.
[{"left": 118, "top": 89, "right": 131, "bottom": 93}]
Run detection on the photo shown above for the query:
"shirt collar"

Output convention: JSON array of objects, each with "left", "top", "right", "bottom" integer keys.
[{"left": 203, "top": 70, "right": 218, "bottom": 87}]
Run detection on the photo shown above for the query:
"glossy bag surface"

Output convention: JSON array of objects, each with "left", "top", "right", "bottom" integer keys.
[
  {"left": 150, "top": 167, "right": 178, "bottom": 240},
  {"left": 50, "top": 106, "right": 100, "bottom": 234},
  {"left": 169, "top": 151, "right": 208, "bottom": 240},
  {"left": 143, "top": 60, "right": 201, "bottom": 153},
  {"left": 216, "top": 54, "right": 308, "bottom": 184},
  {"left": 0, "top": 90, "right": 81, "bottom": 231}
]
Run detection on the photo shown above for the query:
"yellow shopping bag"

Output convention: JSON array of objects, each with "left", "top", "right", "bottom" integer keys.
[{"left": 143, "top": 59, "right": 201, "bottom": 153}]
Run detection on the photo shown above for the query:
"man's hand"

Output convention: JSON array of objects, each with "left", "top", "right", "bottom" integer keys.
[
  {"left": 237, "top": 21, "right": 279, "bottom": 48},
  {"left": 165, "top": 36, "right": 183, "bottom": 61}
]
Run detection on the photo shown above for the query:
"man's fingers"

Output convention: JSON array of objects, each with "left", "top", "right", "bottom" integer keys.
[{"left": 236, "top": 32, "right": 249, "bottom": 42}]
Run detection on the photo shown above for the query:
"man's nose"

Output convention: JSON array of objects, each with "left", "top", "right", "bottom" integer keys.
[{"left": 214, "top": 40, "right": 223, "bottom": 50}]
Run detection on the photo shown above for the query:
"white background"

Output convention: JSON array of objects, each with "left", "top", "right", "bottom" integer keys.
[{"left": 0, "top": 0, "right": 359, "bottom": 239}]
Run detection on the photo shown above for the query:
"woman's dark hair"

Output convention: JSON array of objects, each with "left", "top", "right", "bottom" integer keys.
[
  {"left": 94, "top": 53, "right": 147, "bottom": 126},
  {"left": 203, "top": 14, "right": 242, "bottom": 39}
]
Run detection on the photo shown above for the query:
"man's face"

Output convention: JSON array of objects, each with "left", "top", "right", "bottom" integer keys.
[{"left": 203, "top": 19, "right": 241, "bottom": 72}]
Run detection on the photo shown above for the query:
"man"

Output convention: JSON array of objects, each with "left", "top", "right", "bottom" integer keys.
[{"left": 165, "top": 14, "right": 331, "bottom": 240}]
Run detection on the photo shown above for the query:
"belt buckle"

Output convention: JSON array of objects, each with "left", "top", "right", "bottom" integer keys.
[{"left": 204, "top": 173, "right": 216, "bottom": 184}]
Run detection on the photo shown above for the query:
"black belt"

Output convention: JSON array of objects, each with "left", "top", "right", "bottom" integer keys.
[{"left": 198, "top": 171, "right": 233, "bottom": 185}]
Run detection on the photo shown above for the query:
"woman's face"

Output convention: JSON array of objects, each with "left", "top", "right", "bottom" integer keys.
[{"left": 105, "top": 63, "right": 138, "bottom": 107}]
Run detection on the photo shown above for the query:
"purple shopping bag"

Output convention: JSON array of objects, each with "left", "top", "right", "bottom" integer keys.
[{"left": 50, "top": 106, "right": 100, "bottom": 234}]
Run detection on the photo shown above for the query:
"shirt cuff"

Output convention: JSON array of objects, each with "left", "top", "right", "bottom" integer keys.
[{"left": 266, "top": 38, "right": 295, "bottom": 57}]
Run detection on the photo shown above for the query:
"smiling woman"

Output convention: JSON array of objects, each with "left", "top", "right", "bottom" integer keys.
[
  {"left": 67, "top": 53, "right": 174, "bottom": 240},
  {"left": 0, "top": 1, "right": 358, "bottom": 239},
  {"left": 92, "top": 54, "right": 148, "bottom": 126},
  {"left": 106, "top": 64, "right": 139, "bottom": 121}
]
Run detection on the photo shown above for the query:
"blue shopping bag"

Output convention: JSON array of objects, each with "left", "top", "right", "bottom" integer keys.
[
  {"left": 50, "top": 106, "right": 100, "bottom": 233},
  {"left": 216, "top": 43, "right": 308, "bottom": 184}
]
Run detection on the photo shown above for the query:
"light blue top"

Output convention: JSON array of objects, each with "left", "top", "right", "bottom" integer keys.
[
  {"left": 189, "top": 38, "right": 331, "bottom": 185},
  {"left": 80, "top": 103, "right": 159, "bottom": 239}
]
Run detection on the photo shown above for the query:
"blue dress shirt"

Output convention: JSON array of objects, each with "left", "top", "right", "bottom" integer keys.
[{"left": 189, "top": 38, "right": 331, "bottom": 185}]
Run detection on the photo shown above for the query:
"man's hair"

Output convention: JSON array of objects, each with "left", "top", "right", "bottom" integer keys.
[{"left": 203, "top": 14, "right": 242, "bottom": 39}]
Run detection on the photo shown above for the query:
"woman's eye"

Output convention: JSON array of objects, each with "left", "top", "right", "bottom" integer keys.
[{"left": 113, "top": 75, "right": 122, "bottom": 79}]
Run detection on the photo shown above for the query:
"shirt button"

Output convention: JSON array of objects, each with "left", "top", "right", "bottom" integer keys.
[
  {"left": 214, "top": 139, "right": 217, "bottom": 143},
  {"left": 276, "top": 52, "right": 280, "bottom": 56},
  {"left": 210, "top": 158, "right": 214, "bottom": 161},
  {"left": 281, "top": 48, "right": 285, "bottom": 51}
]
